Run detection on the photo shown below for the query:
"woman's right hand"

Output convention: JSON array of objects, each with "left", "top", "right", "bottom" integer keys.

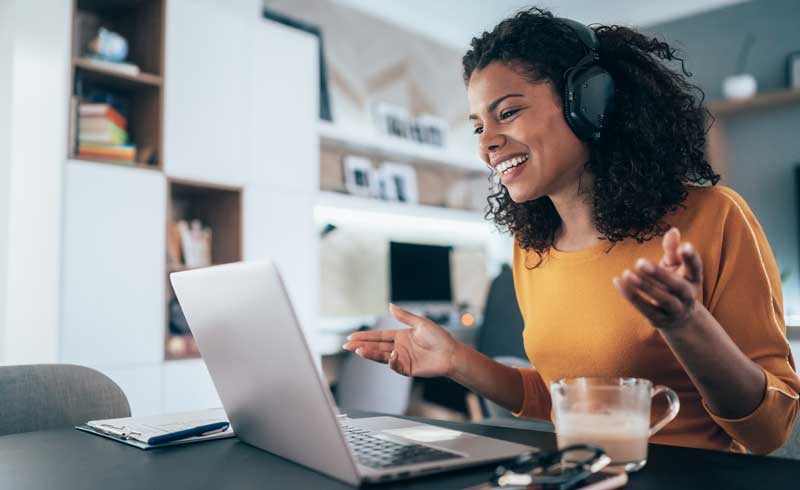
[{"left": 342, "top": 304, "right": 459, "bottom": 378}]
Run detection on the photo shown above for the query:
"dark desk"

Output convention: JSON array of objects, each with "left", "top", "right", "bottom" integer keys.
[{"left": 1, "top": 412, "right": 798, "bottom": 489}]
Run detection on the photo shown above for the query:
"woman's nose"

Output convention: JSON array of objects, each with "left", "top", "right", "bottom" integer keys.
[{"left": 479, "top": 127, "right": 505, "bottom": 154}]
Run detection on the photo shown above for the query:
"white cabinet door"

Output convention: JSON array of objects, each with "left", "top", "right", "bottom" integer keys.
[
  {"left": 163, "top": 0, "right": 261, "bottom": 185},
  {"left": 250, "top": 18, "right": 319, "bottom": 194},
  {"left": 244, "top": 20, "right": 320, "bottom": 335},
  {"left": 163, "top": 359, "right": 221, "bottom": 413},
  {"left": 61, "top": 161, "right": 166, "bottom": 367},
  {"left": 244, "top": 187, "right": 318, "bottom": 334}
]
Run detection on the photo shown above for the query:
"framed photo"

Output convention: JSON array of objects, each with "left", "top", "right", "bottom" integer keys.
[
  {"left": 372, "top": 102, "right": 411, "bottom": 139},
  {"left": 415, "top": 113, "right": 449, "bottom": 147},
  {"left": 377, "top": 162, "right": 418, "bottom": 203},
  {"left": 263, "top": 8, "right": 332, "bottom": 121},
  {"left": 343, "top": 155, "right": 375, "bottom": 197},
  {"left": 787, "top": 51, "right": 800, "bottom": 89}
]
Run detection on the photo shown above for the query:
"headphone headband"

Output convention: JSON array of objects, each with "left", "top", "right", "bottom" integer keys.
[{"left": 554, "top": 17, "right": 599, "bottom": 54}]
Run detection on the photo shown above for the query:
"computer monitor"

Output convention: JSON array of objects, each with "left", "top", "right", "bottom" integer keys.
[{"left": 389, "top": 242, "right": 453, "bottom": 304}]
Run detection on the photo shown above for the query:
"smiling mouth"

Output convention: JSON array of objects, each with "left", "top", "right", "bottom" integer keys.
[{"left": 495, "top": 154, "right": 529, "bottom": 175}]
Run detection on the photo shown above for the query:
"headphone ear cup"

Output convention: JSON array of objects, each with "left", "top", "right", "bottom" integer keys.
[
  {"left": 564, "top": 64, "right": 614, "bottom": 142},
  {"left": 562, "top": 67, "right": 584, "bottom": 139}
]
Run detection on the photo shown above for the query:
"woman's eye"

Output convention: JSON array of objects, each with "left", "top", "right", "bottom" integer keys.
[
  {"left": 473, "top": 127, "right": 484, "bottom": 135},
  {"left": 500, "top": 109, "right": 519, "bottom": 120}
]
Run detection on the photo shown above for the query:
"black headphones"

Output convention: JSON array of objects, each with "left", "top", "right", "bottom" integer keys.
[{"left": 556, "top": 18, "right": 615, "bottom": 142}]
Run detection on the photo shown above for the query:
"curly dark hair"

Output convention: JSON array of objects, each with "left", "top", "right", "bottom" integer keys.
[{"left": 462, "top": 7, "right": 719, "bottom": 264}]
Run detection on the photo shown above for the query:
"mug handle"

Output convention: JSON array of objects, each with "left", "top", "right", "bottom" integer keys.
[{"left": 649, "top": 385, "right": 680, "bottom": 437}]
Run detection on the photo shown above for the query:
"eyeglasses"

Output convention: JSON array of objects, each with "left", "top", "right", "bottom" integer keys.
[{"left": 490, "top": 444, "right": 611, "bottom": 489}]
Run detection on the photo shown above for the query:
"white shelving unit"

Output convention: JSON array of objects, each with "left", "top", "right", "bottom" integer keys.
[
  {"left": 55, "top": 1, "right": 321, "bottom": 416},
  {"left": 317, "top": 120, "right": 484, "bottom": 172}
]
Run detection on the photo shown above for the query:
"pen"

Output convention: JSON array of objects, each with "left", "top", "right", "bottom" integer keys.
[
  {"left": 95, "top": 423, "right": 141, "bottom": 440},
  {"left": 146, "top": 421, "right": 230, "bottom": 445}
]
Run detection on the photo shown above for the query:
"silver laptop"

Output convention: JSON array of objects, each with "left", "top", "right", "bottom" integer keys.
[{"left": 170, "top": 260, "right": 536, "bottom": 486}]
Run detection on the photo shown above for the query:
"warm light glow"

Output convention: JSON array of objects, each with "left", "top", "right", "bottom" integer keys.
[
  {"left": 167, "top": 336, "right": 186, "bottom": 356},
  {"left": 461, "top": 312, "right": 475, "bottom": 327}
]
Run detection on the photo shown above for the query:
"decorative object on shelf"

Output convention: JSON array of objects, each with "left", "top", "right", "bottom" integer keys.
[
  {"left": 377, "top": 162, "right": 418, "bottom": 203},
  {"left": 84, "top": 26, "right": 141, "bottom": 76},
  {"left": 87, "top": 27, "right": 129, "bottom": 62},
  {"left": 722, "top": 33, "right": 757, "bottom": 100},
  {"left": 343, "top": 155, "right": 375, "bottom": 198},
  {"left": 372, "top": 102, "right": 449, "bottom": 148},
  {"left": 263, "top": 8, "right": 332, "bottom": 121},
  {"left": 77, "top": 102, "right": 136, "bottom": 163},
  {"left": 373, "top": 102, "right": 411, "bottom": 139},
  {"left": 413, "top": 114, "right": 448, "bottom": 148},
  {"left": 177, "top": 219, "right": 212, "bottom": 269},
  {"left": 167, "top": 222, "right": 183, "bottom": 268},
  {"left": 787, "top": 51, "right": 800, "bottom": 89}
]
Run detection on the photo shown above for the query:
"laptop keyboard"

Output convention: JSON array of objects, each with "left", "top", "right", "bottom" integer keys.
[{"left": 342, "top": 424, "right": 462, "bottom": 469}]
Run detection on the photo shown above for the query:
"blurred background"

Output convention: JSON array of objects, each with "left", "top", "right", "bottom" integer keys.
[{"left": 0, "top": 0, "right": 798, "bottom": 424}]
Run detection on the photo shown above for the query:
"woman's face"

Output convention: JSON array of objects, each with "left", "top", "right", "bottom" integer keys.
[{"left": 467, "top": 62, "right": 590, "bottom": 203}]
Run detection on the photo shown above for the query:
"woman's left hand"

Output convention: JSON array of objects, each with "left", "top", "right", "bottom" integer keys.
[{"left": 613, "top": 227, "right": 703, "bottom": 330}]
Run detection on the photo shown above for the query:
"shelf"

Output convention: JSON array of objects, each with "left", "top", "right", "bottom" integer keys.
[
  {"left": 707, "top": 88, "right": 800, "bottom": 118},
  {"left": 74, "top": 57, "right": 163, "bottom": 90},
  {"left": 165, "top": 181, "right": 243, "bottom": 361},
  {"left": 317, "top": 191, "right": 486, "bottom": 223},
  {"left": 68, "top": 156, "right": 160, "bottom": 171},
  {"left": 70, "top": 0, "right": 164, "bottom": 168},
  {"left": 315, "top": 191, "right": 493, "bottom": 240},
  {"left": 317, "top": 120, "right": 484, "bottom": 172}
]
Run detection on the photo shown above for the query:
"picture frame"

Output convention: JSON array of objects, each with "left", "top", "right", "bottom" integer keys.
[
  {"left": 343, "top": 155, "right": 375, "bottom": 197},
  {"left": 415, "top": 113, "right": 449, "bottom": 148},
  {"left": 787, "top": 51, "right": 800, "bottom": 89},
  {"left": 263, "top": 8, "right": 332, "bottom": 121},
  {"left": 372, "top": 102, "right": 411, "bottom": 139},
  {"left": 377, "top": 162, "right": 418, "bottom": 203}
]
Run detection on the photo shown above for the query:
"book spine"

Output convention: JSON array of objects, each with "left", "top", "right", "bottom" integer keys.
[{"left": 78, "top": 104, "right": 127, "bottom": 129}]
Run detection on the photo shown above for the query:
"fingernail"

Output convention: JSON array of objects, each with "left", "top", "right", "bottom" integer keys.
[
  {"left": 346, "top": 335, "right": 352, "bottom": 341},
  {"left": 342, "top": 343, "right": 350, "bottom": 350},
  {"left": 356, "top": 348, "right": 363, "bottom": 356},
  {"left": 623, "top": 270, "right": 639, "bottom": 284},
  {"left": 683, "top": 243, "right": 694, "bottom": 253},
  {"left": 637, "top": 259, "right": 653, "bottom": 273},
  {"left": 390, "top": 351, "right": 397, "bottom": 360}
]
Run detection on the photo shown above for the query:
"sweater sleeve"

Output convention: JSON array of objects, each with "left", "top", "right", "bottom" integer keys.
[
  {"left": 703, "top": 189, "right": 800, "bottom": 454},
  {"left": 512, "top": 366, "right": 553, "bottom": 420}
]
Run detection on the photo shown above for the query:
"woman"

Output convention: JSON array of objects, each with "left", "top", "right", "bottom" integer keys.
[{"left": 343, "top": 8, "right": 799, "bottom": 454}]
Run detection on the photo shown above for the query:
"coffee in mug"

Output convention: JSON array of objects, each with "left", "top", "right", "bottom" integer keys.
[{"left": 550, "top": 377, "right": 680, "bottom": 472}]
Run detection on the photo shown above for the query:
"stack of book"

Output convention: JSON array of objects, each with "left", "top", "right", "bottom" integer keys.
[{"left": 77, "top": 103, "right": 136, "bottom": 163}]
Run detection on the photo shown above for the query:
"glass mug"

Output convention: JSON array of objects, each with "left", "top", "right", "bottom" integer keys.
[{"left": 550, "top": 377, "right": 680, "bottom": 472}]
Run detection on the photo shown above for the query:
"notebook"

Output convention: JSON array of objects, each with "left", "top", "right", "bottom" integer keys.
[{"left": 76, "top": 408, "right": 235, "bottom": 450}]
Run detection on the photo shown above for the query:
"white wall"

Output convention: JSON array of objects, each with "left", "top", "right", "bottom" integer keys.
[
  {"left": 0, "top": 0, "right": 70, "bottom": 364},
  {"left": 0, "top": 1, "right": 15, "bottom": 365},
  {"left": 329, "top": 0, "right": 749, "bottom": 50}
]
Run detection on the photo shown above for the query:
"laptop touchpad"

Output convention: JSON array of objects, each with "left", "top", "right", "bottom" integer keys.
[{"left": 381, "top": 426, "right": 464, "bottom": 443}]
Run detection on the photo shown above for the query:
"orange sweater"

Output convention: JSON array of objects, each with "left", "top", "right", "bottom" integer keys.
[{"left": 511, "top": 186, "right": 800, "bottom": 454}]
